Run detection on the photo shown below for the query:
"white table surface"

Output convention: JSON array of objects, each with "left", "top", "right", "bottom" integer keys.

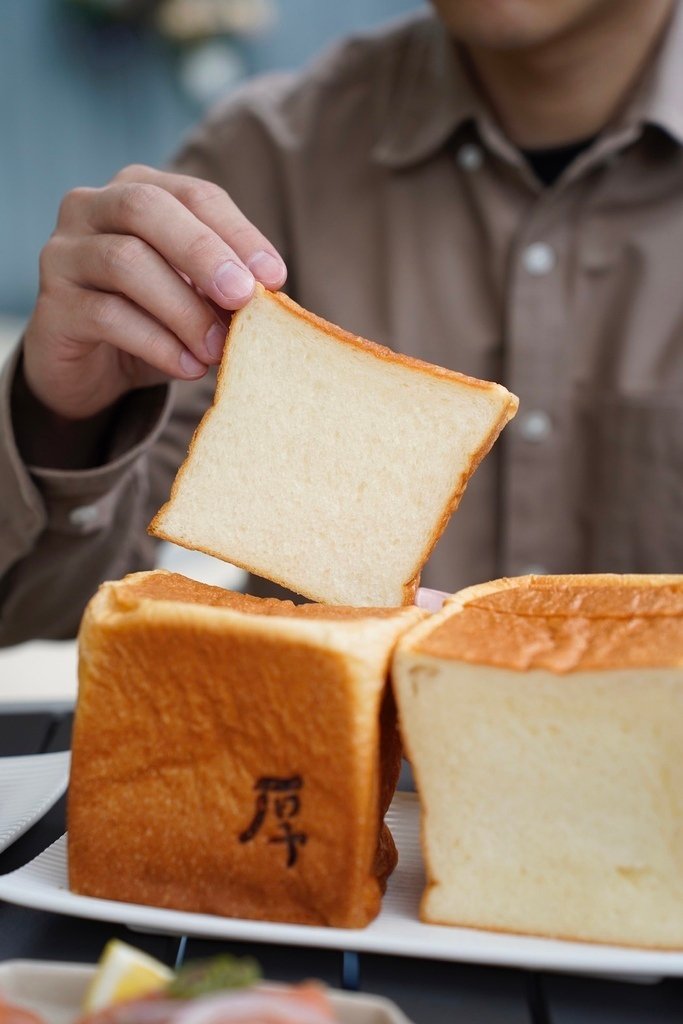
[
  {"left": 0, "top": 640, "right": 77, "bottom": 710},
  {"left": 0, "top": 549, "right": 246, "bottom": 711}
]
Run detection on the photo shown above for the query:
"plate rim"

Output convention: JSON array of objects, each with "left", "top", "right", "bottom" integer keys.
[
  {"left": 1, "top": 797, "right": 682, "bottom": 980},
  {"left": 0, "top": 750, "right": 71, "bottom": 854}
]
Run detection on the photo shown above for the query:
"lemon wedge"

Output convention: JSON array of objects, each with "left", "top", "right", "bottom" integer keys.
[{"left": 82, "top": 939, "right": 174, "bottom": 1013}]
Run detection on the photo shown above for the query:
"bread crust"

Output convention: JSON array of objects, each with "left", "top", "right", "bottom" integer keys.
[
  {"left": 394, "top": 573, "right": 683, "bottom": 950},
  {"left": 69, "top": 571, "right": 423, "bottom": 927},
  {"left": 398, "top": 573, "right": 683, "bottom": 672},
  {"left": 115, "top": 569, "right": 412, "bottom": 619},
  {"left": 149, "top": 285, "right": 518, "bottom": 605},
  {"left": 268, "top": 287, "right": 516, "bottom": 393},
  {"left": 399, "top": 397, "right": 517, "bottom": 604}
]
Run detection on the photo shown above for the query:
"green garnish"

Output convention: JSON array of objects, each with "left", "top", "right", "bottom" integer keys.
[{"left": 167, "top": 955, "right": 262, "bottom": 999}]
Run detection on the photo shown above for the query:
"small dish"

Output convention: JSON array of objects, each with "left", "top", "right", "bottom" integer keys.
[{"left": 0, "top": 960, "right": 414, "bottom": 1024}]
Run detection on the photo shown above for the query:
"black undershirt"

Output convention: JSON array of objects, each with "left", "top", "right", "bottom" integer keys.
[{"left": 520, "top": 136, "right": 597, "bottom": 187}]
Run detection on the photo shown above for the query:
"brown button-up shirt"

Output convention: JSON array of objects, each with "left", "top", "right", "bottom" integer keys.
[{"left": 1, "top": 9, "right": 683, "bottom": 644}]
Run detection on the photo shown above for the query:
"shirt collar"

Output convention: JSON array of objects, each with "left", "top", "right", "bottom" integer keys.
[
  {"left": 622, "top": 1, "right": 683, "bottom": 146},
  {"left": 372, "top": 6, "right": 683, "bottom": 171},
  {"left": 372, "top": 14, "right": 481, "bottom": 169}
]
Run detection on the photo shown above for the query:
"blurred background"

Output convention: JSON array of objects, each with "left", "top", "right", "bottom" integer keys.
[{"left": 0, "top": 0, "right": 423, "bottom": 330}]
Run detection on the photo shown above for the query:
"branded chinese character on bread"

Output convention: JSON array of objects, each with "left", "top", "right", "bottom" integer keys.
[{"left": 69, "top": 571, "right": 424, "bottom": 926}]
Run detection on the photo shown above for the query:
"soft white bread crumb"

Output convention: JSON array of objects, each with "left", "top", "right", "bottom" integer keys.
[
  {"left": 150, "top": 286, "right": 517, "bottom": 606},
  {"left": 393, "top": 574, "right": 683, "bottom": 948}
]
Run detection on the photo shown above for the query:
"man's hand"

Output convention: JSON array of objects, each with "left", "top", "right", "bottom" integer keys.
[{"left": 23, "top": 164, "right": 287, "bottom": 421}]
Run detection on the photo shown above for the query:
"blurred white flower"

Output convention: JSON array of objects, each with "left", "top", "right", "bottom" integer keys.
[{"left": 179, "top": 38, "right": 246, "bottom": 104}]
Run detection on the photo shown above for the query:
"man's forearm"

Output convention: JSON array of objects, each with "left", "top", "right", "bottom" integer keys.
[{"left": 0, "top": 347, "right": 180, "bottom": 647}]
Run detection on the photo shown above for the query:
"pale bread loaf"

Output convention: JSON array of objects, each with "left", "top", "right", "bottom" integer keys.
[
  {"left": 150, "top": 285, "right": 518, "bottom": 606},
  {"left": 69, "top": 570, "right": 424, "bottom": 927},
  {"left": 393, "top": 573, "right": 683, "bottom": 948}
]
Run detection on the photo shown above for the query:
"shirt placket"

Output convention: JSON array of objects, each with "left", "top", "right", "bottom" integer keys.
[
  {"left": 501, "top": 195, "right": 576, "bottom": 576},
  {"left": 470, "top": 120, "right": 576, "bottom": 575},
  {"left": 493, "top": 124, "right": 645, "bottom": 577}
]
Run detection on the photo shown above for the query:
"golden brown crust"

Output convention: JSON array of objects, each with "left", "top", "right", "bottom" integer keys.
[
  {"left": 116, "top": 570, "right": 411, "bottom": 619},
  {"left": 69, "top": 570, "right": 419, "bottom": 928},
  {"left": 412, "top": 574, "right": 683, "bottom": 672},
  {"left": 469, "top": 574, "right": 683, "bottom": 617},
  {"left": 150, "top": 285, "right": 518, "bottom": 605},
  {"left": 148, "top": 292, "right": 239, "bottom": 547},
  {"left": 402, "top": 395, "right": 518, "bottom": 593},
  {"left": 269, "top": 287, "right": 515, "bottom": 393},
  {"left": 272, "top": 287, "right": 516, "bottom": 603},
  {"left": 259, "top": 291, "right": 517, "bottom": 607}
]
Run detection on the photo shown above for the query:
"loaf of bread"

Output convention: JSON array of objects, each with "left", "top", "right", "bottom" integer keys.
[
  {"left": 150, "top": 285, "right": 517, "bottom": 607},
  {"left": 69, "top": 570, "right": 424, "bottom": 927},
  {"left": 393, "top": 573, "right": 683, "bottom": 948}
]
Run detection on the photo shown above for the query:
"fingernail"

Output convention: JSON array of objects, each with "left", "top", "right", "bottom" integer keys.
[
  {"left": 214, "top": 261, "right": 254, "bottom": 303},
  {"left": 247, "top": 250, "right": 286, "bottom": 286},
  {"left": 179, "top": 349, "right": 206, "bottom": 377},
  {"left": 205, "top": 322, "right": 226, "bottom": 361}
]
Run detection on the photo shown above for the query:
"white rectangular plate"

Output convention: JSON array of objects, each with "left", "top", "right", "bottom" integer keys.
[
  {"left": 0, "top": 794, "right": 682, "bottom": 979},
  {"left": 0, "top": 751, "right": 70, "bottom": 853},
  {"left": 0, "top": 961, "right": 412, "bottom": 1024}
]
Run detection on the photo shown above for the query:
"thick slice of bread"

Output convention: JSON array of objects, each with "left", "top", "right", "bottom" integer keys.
[
  {"left": 69, "top": 570, "right": 424, "bottom": 927},
  {"left": 393, "top": 574, "right": 683, "bottom": 948},
  {"left": 150, "top": 285, "right": 517, "bottom": 606}
]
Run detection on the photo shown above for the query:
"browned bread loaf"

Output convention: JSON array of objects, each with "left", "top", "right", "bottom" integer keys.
[
  {"left": 393, "top": 573, "right": 683, "bottom": 948},
  {"left": 69, "top": 570, "right": 424, "bottom": 927}
]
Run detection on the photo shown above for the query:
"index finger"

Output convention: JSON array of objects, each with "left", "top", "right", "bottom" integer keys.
[
  {"left": 88, "top": 182, "right": 258, "bottom": 310},
  {"left": 115, "top": 165, "right": 287, "bottom": 290}
]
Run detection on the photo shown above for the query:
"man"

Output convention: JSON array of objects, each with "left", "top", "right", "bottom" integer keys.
[{"left": 1, "top": 0, "right": 681, "bottom": 645}]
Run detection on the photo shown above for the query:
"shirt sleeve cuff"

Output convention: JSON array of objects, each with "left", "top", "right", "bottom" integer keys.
[
  {"left": 1, "top": 345, "right": 175, "bottom": 539},
  {"left": 0, "top": 349, "right": 46, "bottom": 565}
]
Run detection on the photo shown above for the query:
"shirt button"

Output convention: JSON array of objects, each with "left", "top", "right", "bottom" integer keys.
[
  {"left": 457, "top": 143, "right": 483, "bottom": 171},
  {"left": 522, "top": 242, "right": 556, "bottom": 275},
  {"left": 69, "top": 504, "right": 99, "bottom": 528},
  {"left": 518, "top": 410, "right": 552, "bottom": 442}
]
